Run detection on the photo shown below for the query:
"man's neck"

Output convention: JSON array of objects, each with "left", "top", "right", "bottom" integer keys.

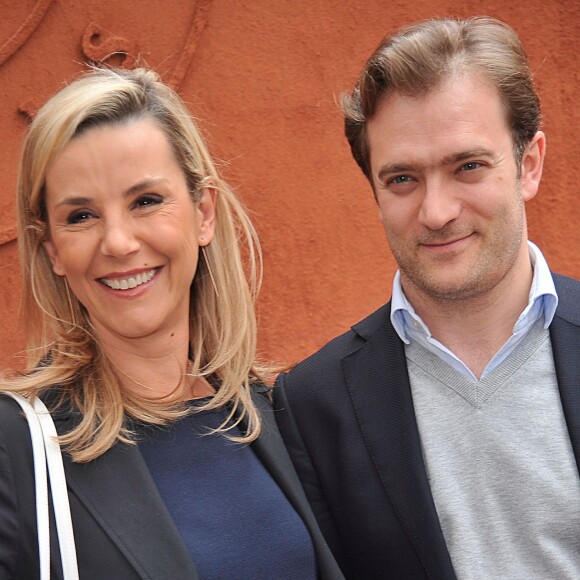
[{"left": 404, "top": 259, "right": 533, "bottom": 379}]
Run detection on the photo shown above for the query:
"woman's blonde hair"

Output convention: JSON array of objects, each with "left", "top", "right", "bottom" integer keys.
[{"left": 8, "top": 67, "right": 268, "bottom": 461}]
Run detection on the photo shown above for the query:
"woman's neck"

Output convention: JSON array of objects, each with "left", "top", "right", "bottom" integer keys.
[{"left": 92, "top": 325, "right": 212, "bottom": 400}]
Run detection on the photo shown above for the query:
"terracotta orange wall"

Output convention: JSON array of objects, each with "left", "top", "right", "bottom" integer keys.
[{"left": 1, "top": 0, "right": 579, "bottom": 369}]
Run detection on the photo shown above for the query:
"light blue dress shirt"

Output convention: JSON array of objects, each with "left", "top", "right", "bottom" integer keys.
[{"left": 390, "top": 241, "right": 559, "bottom": 381}]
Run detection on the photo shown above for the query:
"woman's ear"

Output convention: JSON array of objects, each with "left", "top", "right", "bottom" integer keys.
[
  {"left": 42, "top": 238, "right": 65, "bottom": 276},
  {"left": 520, "top": 131, "right": 546, "bottom": 202},
  {"left": 197, "top": 187, "right": 217, "bottom": 246}
]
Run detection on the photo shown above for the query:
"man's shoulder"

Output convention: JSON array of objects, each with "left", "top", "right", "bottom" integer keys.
[
  {"left": 285, "top": 303, "right": 392, "bottom": 379},
  {"left": 553, "top": 272, "right": 580, "bottom": 291},
  {"left": 553, "top": 273, "right": 580, "bottom": 326}
]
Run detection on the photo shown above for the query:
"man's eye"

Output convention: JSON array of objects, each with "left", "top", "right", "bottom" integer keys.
[
  {"left": 134, "top": 194, "right": 163, "bottom": 208},
  {"left": 460, "top": 162, "right": 481, "bottom": 172},
  {"left": 390, "top": 175, "right": 413, "bottom": 184},
  {"left": 67, "top": 210, "right": 95, "bottom": 224}
]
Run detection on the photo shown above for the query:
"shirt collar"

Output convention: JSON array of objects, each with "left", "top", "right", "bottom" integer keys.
[
  {"left": 391, "top": 271, "right": 419, "bottom": 344},
  {"left": 521, "top": 240, "right": 558, "bottom": 329},
  {"left": 390, "top": 240, "right": 559, "bottom": 344}
]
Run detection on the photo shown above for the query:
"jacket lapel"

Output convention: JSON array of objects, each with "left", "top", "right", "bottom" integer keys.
[
  {"left": 550, "top": 274, "right": 580, "bottom": 474},
  {"left": 53, "top": 414, "right": 199, "bottom": 579},
  {"left": 247, "top": 387, "right": 311, "bottom": 503},
  {"left": 342, "top": 305, "right": 456, "bottom": 580},
  {"left": 244, "top": 388, "right": 344, "bottom": 579}
]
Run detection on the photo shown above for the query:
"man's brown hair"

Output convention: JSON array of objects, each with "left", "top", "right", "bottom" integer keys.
[{"left": 342, "top": 16, "right": 541, "bottom": 180}]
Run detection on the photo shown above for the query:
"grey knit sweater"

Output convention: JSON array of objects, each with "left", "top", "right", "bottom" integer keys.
[{"left": 406, "top": 321, "right": 580, "bottom": 579}]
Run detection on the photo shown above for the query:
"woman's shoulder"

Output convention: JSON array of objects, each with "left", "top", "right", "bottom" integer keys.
[
  {"left": 0, "top": 386, "right": 66, "bottom": 440},
  {"left": 0, "top": 393, "right": 34, "bottom": 457},
  {"left": 0, "top": 393, "right": 26, "bottom": 420}
]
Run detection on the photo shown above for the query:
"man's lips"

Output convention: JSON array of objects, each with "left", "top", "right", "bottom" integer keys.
[{"left": 420, "top": 233, "right": 474, "bottom": 250}]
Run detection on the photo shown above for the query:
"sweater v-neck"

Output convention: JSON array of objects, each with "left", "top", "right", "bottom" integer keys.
[{"left": 404, "top": 319, "right": 549, "bottom": 408}]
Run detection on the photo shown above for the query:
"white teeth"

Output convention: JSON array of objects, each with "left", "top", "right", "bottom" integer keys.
[{"left": 101, "top": 269, "right": 156, "bottom": 290}]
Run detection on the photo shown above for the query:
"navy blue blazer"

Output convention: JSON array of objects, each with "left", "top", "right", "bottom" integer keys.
[
  {"left": 274, "top": 273, "right": 580, "bottom": 580},
  {"left": 0, "top": 386, "right": 344, "bottom": 579}
]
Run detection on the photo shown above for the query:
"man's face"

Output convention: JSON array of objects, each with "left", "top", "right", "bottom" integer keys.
[{"left": 366, "top": 73, "right": 544, "bottom": 306}]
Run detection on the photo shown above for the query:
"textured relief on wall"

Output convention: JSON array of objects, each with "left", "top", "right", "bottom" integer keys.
[
  {"left": 0, "top": 0, "right": 54, "bottom": 67},
  {"left": 81, "top": 22, "right": 138, "bottom": 69},
  {"left": 16, "top": 22, "right": 140, "bottom": 124},
  {"left": 167, "top": 0, "right": 212, "bottom": 90},
  {"left": 0, "top": 0, "right": 213, "bottom": 251}
]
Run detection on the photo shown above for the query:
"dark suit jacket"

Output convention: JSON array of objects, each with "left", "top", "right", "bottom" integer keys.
[
  {"left": 273, "top": 273, "right": 580, "bottom": 580},
  {"left": 0, "top": 386, "right": 344, "bottom": 579}
]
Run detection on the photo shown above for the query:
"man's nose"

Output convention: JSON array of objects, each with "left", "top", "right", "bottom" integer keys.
[{"left": 417, "top": 180, "right": 461, "bottom": 230}]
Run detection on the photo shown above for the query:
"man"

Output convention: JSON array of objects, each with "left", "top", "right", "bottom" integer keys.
[{"left": 273, "top": 16, "right": 580, "bottom": 580}]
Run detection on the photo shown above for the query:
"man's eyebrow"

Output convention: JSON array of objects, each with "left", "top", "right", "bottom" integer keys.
[
  {"left": 376, "top": 148, "right": 498, "bottom": 182},
  {"left": 377, "top": 163, "right": 420, "bottom": 182},
  {"left": 439, "top": 148, "right": 497, "bottom": 166}
]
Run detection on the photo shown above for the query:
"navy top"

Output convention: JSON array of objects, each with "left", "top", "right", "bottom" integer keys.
[{"left": 138, "top": 401, "right": 317, "bottom": 580}]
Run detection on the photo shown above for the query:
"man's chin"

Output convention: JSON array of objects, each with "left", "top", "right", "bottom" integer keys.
[{"left": 406, "top": 272, "right": 491, "bottom": 303}]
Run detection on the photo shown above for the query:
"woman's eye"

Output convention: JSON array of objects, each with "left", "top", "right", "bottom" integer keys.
[
  {"left": 134, "top": 194, "right": 163, "bottom": 208},
  {"left": 67, "top": 210, "right": 95, "bottom": 224}
]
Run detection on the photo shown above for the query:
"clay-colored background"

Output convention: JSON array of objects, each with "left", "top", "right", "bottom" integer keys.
[{"left": 1, "top": 0, "right": 579, "bottom": 369}]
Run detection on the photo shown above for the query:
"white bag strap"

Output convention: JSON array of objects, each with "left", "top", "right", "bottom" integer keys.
[
  {"left": 7, "top": 393, "right": 50, "bottom": 579},
  {"left": 7, "top": 393, "right": 79, "bottom": 580}
]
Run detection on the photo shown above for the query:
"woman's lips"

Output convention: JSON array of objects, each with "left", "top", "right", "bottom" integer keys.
[{"left": 99, "top": 268, "right": 158, "bottom": 290}]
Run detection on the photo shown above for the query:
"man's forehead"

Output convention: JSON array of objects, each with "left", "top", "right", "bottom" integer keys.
[{"left": 367, "top": 73, "right": 512, "bottom": 163}]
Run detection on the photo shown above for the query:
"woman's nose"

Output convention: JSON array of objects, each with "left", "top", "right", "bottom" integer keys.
[{"left": 100, "top": 221, "right": 140, "bottom": 257}]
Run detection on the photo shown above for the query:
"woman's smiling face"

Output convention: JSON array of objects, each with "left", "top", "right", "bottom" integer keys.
[{"left": 42, "top": 117, "right": 215, "bottom": 346}]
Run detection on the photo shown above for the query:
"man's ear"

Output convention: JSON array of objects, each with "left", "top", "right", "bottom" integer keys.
[
  {"left": 520, "top": 131, "right": 546, "bottom": 202},
  {"left": 197, "top": 187, "right": 217, "bottom": 246},
  {"left": 42, "top": 239, "right": 65, "bottom": 276}
]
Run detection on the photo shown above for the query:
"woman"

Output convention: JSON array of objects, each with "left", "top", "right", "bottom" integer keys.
[{"left": 0, "top": 67, "right": 343, "bottom": 579}]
